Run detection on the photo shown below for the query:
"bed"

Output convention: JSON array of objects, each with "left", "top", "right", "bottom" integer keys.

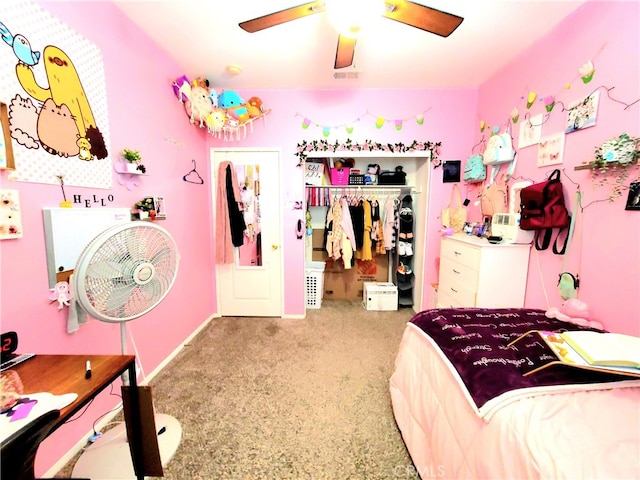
[{"left": 389, "top": 308, "right": 640, "bottom": 480}]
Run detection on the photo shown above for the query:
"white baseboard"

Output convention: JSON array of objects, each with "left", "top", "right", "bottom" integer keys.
[
  {"left": 44, "top": 314, "right": 216, "bottom": 477},
  {"left": 139, "top": 313, "right": 215, "bottom": 385}
]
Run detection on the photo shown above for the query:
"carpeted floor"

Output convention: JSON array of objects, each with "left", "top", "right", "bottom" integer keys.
[{"left": 57, "top": 299, "right": 420, "bottom": 479}]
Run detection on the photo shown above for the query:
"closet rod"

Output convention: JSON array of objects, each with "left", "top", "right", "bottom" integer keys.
[{"left": 306, "top": 186, "right": 421, "bottom": 194}]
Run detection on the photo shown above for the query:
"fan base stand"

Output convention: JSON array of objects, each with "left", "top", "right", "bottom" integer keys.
[{"left": 71, "top": 413, "right": 182, "bottom": 479}]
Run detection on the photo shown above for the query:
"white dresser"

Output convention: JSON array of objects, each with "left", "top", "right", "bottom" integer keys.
[{"left": 437, "top": 235, "right": 531, "bottom": 308}]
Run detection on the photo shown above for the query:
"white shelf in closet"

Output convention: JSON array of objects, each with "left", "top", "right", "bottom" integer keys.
[{"left": 437, "top": 235, "right": 531, "bottom": 308}]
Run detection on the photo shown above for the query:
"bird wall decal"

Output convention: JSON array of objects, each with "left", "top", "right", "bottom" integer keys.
[{"left": 0, "top": 21, "right": 41, "bottom": 66}]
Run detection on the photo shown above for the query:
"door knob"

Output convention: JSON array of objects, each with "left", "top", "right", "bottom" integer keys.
[{"left": 272, "top": 244, "right": 279, "bottom": 250}]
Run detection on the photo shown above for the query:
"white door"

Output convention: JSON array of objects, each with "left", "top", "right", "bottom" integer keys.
[{"left": 212, "top": 148, "right": 283, "bottom": 316}]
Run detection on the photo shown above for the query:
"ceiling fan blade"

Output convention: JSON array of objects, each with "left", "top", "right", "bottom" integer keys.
[
  {"left": 383, "top": 1, "right": 463, "bottom": 37},
  {"left": 334, "top": 35, "right": 356, "bottom": 69},
  {"left": 239, "top": 2, "right": 325, "bottom": 33}
]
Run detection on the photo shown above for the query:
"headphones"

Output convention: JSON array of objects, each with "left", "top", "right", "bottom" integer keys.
[{"left": 558, "top": 272, "right": 579, "bottom": 288}]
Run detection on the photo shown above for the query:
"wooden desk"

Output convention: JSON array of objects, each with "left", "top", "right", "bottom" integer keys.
[{"left": 13, "top": 354, "right": 147, "bottom": 480}]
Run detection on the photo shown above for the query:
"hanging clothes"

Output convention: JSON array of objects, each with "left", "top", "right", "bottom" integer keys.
[
  {"left": 383, "top": 196, "right": 397, "bottom": 251},
  {"left": 349, "top": 200, "right": 365, "bottom": 249},
  {"left": 361, "top": 199, "right": 373, "bottom": 260},
  {"left": 371, "top": 199, "right": 386, "bottom": 255},
  {"left": 398, "top": 195, "right": 414, "bottom": 240},
  {"left": 325, "top": 199, "right": 343, "bottom": 261},
  {"left": 339, "top": 196, "right": 356, "bottom": 251},
  {"left": 216, "top": 161, "right": 246, "bottom": 264},
  {"left": 226, "top": 164, "right": 247, "bottom": 247}
]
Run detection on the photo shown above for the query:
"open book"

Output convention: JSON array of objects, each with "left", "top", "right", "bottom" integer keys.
[
  {"left": 561, "top": 331, "right": 640, "bottom": 368},
  {"left": 508, "top": 330, "right": 640, "bottom": 377}
]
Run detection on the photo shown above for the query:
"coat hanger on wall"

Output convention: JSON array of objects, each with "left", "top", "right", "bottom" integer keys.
[{"left": 183, "top": 159, "right": 204, "bottom": 184}]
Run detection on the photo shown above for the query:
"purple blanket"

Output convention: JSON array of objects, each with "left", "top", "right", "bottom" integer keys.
[{"left": 410, "top": 308, "right": 628, "bottom": 410}]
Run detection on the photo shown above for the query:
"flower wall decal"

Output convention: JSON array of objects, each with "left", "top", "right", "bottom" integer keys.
[{"left": 294, "top": 139, "right": 441, "bottom": 166}]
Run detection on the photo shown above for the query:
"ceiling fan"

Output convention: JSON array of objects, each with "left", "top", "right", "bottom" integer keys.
[{"left": 239, "top": 1, "right": 463, "bottom": 69}]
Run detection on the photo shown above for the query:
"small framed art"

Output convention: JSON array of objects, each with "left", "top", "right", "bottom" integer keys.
[
  {"left": 443, "top": 160, "right": 461, "bottom": 183},
  {"left": 625, "top": 182, "right": 640, "bottom": 211}
]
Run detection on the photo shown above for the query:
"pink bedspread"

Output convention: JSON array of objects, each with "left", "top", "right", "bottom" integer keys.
[{"left": 390, "top": 322, "right": 640, "bottom": 479}]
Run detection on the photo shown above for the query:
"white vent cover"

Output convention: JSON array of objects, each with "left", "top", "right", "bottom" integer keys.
[{"left": 334, "top": 70, "right": 361, "bottom": 80}]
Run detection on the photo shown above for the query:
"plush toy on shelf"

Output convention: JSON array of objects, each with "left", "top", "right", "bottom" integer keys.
[
  {"left": 247, "top": 96, "right": 265, "bottom": 118},
  {"left": 206, "top": 107, "right": 226, "bottom": 135},
  {"left": 184, "top": 85, "right": 214, "bottom": 127},
  {"left": 218, "top": 90, "right": 249, "bottom": 124},
  {"left": 365, "top": 164, "right": 380, "bottom": 185},
  {"left": 172, "top": 76, "right": 269, "bottom": 139},
  {"left": 191, "top": 76, "right": 209, "bottom": 89}
]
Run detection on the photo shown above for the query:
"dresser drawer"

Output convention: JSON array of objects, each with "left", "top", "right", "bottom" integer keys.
[
  {"left": 437, "top": 289, "right": 464, "bottom": 308},
  {"left": 441, "top": 239, "right": 481, "bottom": 269},
  {"left": 439, "top": 259, "right": 478, "bottom": 288},
  {"left": 438, "top": 278, "right": 476, "bottom": 307}
]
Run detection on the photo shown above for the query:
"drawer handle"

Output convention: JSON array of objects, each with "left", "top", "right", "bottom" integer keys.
[
  {"left": 450, "top": 287, "right": 458, "bottom": 293},
  {"left": 453, "top": 269, "right": 460, "bottom": 274},
  {"left": 454, "top": 251, "right": 461, "bottom": 255}
]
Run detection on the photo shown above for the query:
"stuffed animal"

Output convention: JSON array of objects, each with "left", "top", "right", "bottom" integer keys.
[
  {"left": 545, "top": 298, "right": 604, "bottom": 330},
  {"left": 208, "top": 88, "right": 219, "bottom": 107},
  {"left": 247, "top": 96, "right": 265, "bottom": 117},
  {"left": 192, "top": 76, "right": 209, "bottom": 89},
  {"left": 206, "top": 107, "right": 226, "bottom": 134},
  {"left": 49, "top": 281, "right": 71, "bottom": 309},
  {"left": 172, "top": 74, "right": 191, "bottom": 102},
  {"left": 184, "top": 86, "right": 214, "bottom": 127},
  {"left": 365, "top": 164, "right": 380, "bottom": 185},
  {"left": 218, "top": 90, "right": 249, "bottom": 123}
]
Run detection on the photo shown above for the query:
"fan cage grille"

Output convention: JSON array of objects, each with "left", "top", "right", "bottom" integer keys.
[{"left": 75, "top": 223, "right": 179, "bottom": 323}]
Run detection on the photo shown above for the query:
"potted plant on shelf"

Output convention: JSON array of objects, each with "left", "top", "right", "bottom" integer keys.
[
  {"left": 593, "top": 132, "right": 640, "bottom": 168},
  {"left": 134, "top": 197, "right": 156, "bottom": 220},
  {"left": 590, "top": 133, "right": 640, "bottom": 201},
  {"left": 120, "top": 148, "right": 146, "bottom": 174}
]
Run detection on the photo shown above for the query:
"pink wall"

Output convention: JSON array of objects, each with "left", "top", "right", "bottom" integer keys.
[
  {"left": 214, "top": 88, "right": 478, "bottom": 314},
  {"left": 1, "top": 0, "right": 637, "bottom": 475},
  {"left": 476, "top": 1, "right": 640, "bottom": 336},
  {"left": 1, "top": 1, "right": 215, "bottom": 474}
]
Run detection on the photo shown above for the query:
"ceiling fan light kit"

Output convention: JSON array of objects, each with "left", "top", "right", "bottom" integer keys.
[
  {"left": 226, "top": 64, "right": 242, "bottom": 75},
  {"left": 238, "top": 1, "right": 464, "bottom": 70},
  {"left": 325, "top": 0, "right": 386, "bottom": 39}
]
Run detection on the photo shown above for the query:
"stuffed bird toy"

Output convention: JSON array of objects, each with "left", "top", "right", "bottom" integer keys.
[{"left": 0, "top": 21, "right": 41, "bottom": 66}]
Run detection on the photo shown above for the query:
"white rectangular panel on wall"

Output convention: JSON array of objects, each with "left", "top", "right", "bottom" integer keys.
[{"left": 43, "top": 208, "right": 131, "bottom": 287}]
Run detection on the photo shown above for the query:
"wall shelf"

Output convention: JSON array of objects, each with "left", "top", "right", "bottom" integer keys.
[{"left": 574, "top": 160, "right": 635, "bottom": 171}]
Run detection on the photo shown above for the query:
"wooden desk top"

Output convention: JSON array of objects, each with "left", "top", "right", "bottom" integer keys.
[{"left": 13, "top": 354, "right": 135, "bottom": 427}]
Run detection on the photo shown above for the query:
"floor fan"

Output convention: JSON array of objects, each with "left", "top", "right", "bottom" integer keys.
[{"left": 70, "top": 222, "right": 181, "bottom": 479}]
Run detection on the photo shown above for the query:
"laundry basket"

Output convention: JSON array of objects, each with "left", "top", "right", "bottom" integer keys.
[{"left": 305, "top": 261, "right": 325, "bottom": 309}]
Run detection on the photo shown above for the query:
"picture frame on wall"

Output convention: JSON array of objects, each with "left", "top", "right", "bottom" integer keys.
[
  {"left": 625, "top": 182, "right": 640, "bottom": 211},
  {"left": 537, "top": 132, "right": 565, "bottom": 167},
  {"left": 0, "top": 189, "right": 23, "bottom": 240},
  {"left": 153, "top": 196, "right": 166, "bottom": 219},
  {"left": 518, "top": 113, "right": 543, "bottom": 149},
  {"left": 442, "top": 160, "right": 461, "bottom": 183},
  {"left": 565, "top": 91, "right": 600, "bottom": 134}
]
